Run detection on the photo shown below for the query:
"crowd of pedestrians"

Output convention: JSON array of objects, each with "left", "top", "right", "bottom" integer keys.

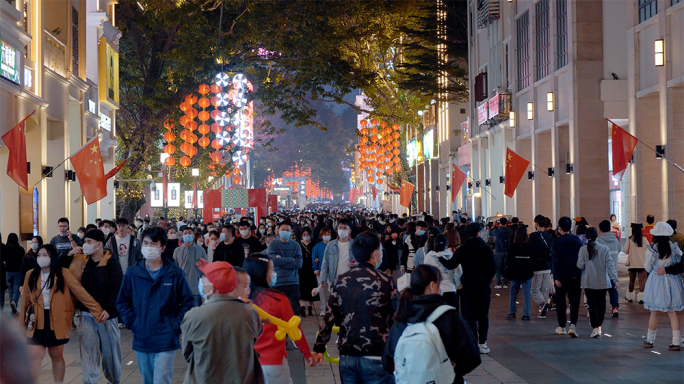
[{"left": 1, "top": 206, "right": 684, "bottom": 384}]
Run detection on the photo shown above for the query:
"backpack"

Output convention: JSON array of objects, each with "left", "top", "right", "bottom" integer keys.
[
  {"left": 394, "top": 305, "right": 456, "bottom": 384},
  {"left": 499, "top": 232, "right": 511, "bottom": 251}
]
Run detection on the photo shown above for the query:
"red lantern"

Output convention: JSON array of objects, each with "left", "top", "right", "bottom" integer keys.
[
  {"left": 187, "top": 146, "right": 198, "bottom": 157},
  {"left": 180, "top": 129, "right": 190, "bottom": 141},
  {"left": 165, "top": 157, "right": 176, "bottom": 166},
  {"left": 377, "top": 178, "right": 384, "bottom": 185},
  {"left": 393, "top": 131, "right": 400, "bottom": 139},
  {"left": 179, "top": 156, "right": 192, "bottom": 167},
  {"left": 210, "top": 123, "right": 222, "bottom": 134},
  {"left": 393, "top": 164, "right": 401, "bottom": 172},
  {"left": 380, "top": 121, "right": 387, "bottom": 128},
  {"left": 371, "top": 127, "right": 378, "bottom": 135},
  {"left": 393, "top": 148, "right": 400, "bottom": 156},
  {"left": 233, "top": 168, "right": 240, "bottom": 175},
  {"left": 198, "top": 110, "right": 210, "bottom": 122},
  {"left": 360, "top": 120, "right": 368, "bottom": 126},
  {"left": 198, "top": 137, "right": 210, "bottom": 148},
  {"left": 164, "top": 144, "right": 176, "bottom": 155},
  {"left": 393, "top": 157, "right": 401, "bottom": 164},
  {"left": 210, "top": 84, "right": 222, "bottom": 94},
  {"left": 187, "top": 95, "right": 198, "bottom": 105},
  {"left": 186, "top": 121, "right": 198, "bottom": 131},
  {"left": 187, "top": 133, "right": 198, "bottom": 144},
  {"left": 370, "top": 118, "right": 378, "bottom": 125},
  {"left": 163, "top": 131, "right": 176, "bottom": 142},
  {"left": 198, "top": 124, "right": 210, "bottom": 135},
  {"left": 179, "top": 116, "right": 189, "bottom": 126},
  {"left": 164, "top": 119, "right": 176, "bottom": 129},
  {"left": 211, "top": 139, "right": 222, "bottom": 150},
  {"left": 368, "top": 176, "right": 374, "bottom": 183},
  {"left": 179, "top": 102, "right": 189, "bottom": 112},
  {"left": 392, "top": 123, "right": 400, "bottom": 130},
  {"left": 232, "top": 176, "right": 241, "bottom": 184},
  {"left": 186, "top": 108, "right": 198, "bottom": 119},
  {"left": 210, "top": 152, "right": 222, "bottom": 162},
  {"left": 198, "top": 84, "right": 211, "bottom": 95},
  {"left": 393, "top": 140, "right": 400, "bottom": 147}
]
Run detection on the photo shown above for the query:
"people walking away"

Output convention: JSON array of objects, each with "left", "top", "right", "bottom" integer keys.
[
  {"left": 20, "top": 244, "right": 105, "bottom": 384},
  {"left": 401, "top": 221, "right": 428, "bottom": 274},
  {"left": 577, "top": 227, "right": 619, "bottom": 338},
  {"left": 490, "top": 217, "right": 513, "bottom": 289},
  {"left": 173, "top": 226, "right": 206, "bottom": 307},
  {"left": 265, "top": 221, "right": 303, "bottom": 316},
  {"left": 319, "top": 219, "right": 355, "bottom": 312},
  {"left": 504, "top": 226, "right": 534, "bottom": 320},
  {"left": 642, "top": 222, "right": 684, "bottom": 350},
  {"left": 382, "top": 264, "right": 480, "bottom": 384},
  {"left": 50, "top": 217, "right": 83, "bottom": 268},
  {"left": 69, "top": 229, "right": 124, "bottom": 384},
  {"left": 4, "top": 233, "right": 25, "bottom": 315},
  {"left": 668, "top": 220, "right": 684, "bottom": 252},
  {"left": 106, "top": 218, "right": 142, "bottom": 275},
  {"left": 424, "top": 234, "right": 461, "bottom": 310},
  {"left": 312, "top": 231, "right": 396, "bottom": 383},
  {"left": 299, "top": 227, "right": 318, "bottom": 317},
  {"left": 244, "top": 256, "right": 315, "bottom": 384},
  {"left": 117, "top": 227, "right": 194, "bottom": 384},
  {"left": 643, "top": 215, "right": 655, "bottom": 244},
  {"left": 182, "top": 259, "right": 266, "bottom": 384},
  {"left": 551, "top": 217, "right": 584, "bottom": 338},
  {"left": 624, "top": 223, "right": 648, "bottom": 303},
  {"left": 438, "top": 223, "right": 496, "bottom": 354},
  {"left": 597, "top": 220, "right": 622, "bottom": 317},
  {"left": 530, "top": 215, "right": 553, "bottom": 318}
]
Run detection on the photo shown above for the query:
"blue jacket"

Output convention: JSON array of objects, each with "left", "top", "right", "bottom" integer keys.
[
  {"left": 116, "top": 259, "right": 194, "bottom": 353},
  {"left": 312, "top": 241, "right": 328, "bottom": 271},
  {"left": 551, "top": 234, "right": 583, "bottom": 281},
  {"left": 266, "top": 239, "right": 303, "bottom": 287},
  {"left": 320, "top": 239, "right": 355, "bottom": 284},
  {"left": 491, "top": 226, "right": 513, "bottom": 252}
]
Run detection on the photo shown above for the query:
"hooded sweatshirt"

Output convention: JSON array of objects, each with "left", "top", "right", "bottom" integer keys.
[
  {"left": 597, "top": 232, "right": 621, "bottom": 268},
  {"left": 424, "top": 249, "right": 461, "bottom": 292}
]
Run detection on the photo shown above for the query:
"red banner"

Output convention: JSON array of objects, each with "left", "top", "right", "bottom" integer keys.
[
  {"left": 268, "top": 195, "right": 278, "bottom": 213},
  {"left": 203, "top": 189, "right": 222, "bottom": 224},
  {"left": 248, "top": 188, "right": 267, "bottom": 219}
]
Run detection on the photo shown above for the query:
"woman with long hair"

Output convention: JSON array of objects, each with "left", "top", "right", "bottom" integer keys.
[
  {"left": 382, "top": 265, "right": 480, "bottom": 384},
  {"left": 577, "top": 227, "right": 619, "bottom": 338},
  {"left": 424, "top": 234, "right": 461, "bottom": 310},
  {"left": 20, "top": 244, "right": 105, "bottom": 383},
  {"left": 20, "top": 236, "right": 44, "bottom": 293},
  {"left": 642, "top": 222, "right": 684, "bottom": 350},
  {"left": 5, "top": 233, "right": 26, "bottom": 313},
  {"left": 576, "top": 225, "right": 588, "bottom": 245},
  {"left": 445, "top": 224, "right": 461, "bottom": 253},
  {"left": 504, "top": 226, "right": 534, "bottom": 320},
  {"left": 383, "top": 226, "right": 400, "bottom": 274},
  {"left": 243, "top": 256, "right": 313, "bottom": 383},
  {"left": 623, "top": 223, "right": 648, "bottom": 303},
  {"left": 298, "top": 228, "right": 318, "bottom": 317}
]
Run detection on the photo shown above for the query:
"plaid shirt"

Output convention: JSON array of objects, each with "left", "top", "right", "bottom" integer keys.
[{"left": 314, "top": 263, "right": 397, "bottom": 357}]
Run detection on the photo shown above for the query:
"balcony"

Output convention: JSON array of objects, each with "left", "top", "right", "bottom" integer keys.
[
  {"left": 44, "top": 29, "right": 66, "bottom": 77},
  {"left": 477, "top": 91, "right": 512, "bottom": 127}
]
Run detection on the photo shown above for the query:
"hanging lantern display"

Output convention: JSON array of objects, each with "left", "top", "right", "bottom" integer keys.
[{"left": 357, "top": 119, "right": 403, "bottom": 190}]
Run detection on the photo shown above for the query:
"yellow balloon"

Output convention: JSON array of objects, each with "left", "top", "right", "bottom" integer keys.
[
  {"left": 251, "top": 304, "right": 302, "bottom": 341},
  {"left": 317, "top": 326, "right": 341, "bottom": 364}
]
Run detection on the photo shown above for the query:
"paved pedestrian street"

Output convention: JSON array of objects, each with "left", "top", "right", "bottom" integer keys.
[{"left": 4, "top": 255, "right": 683, "bottom": 384}]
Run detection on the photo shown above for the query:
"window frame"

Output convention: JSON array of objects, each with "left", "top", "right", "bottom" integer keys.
[{"left": 516, "top": 12, "right": 531, "bottom": 91}]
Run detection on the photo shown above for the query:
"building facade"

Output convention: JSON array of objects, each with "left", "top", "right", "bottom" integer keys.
[
  {"left": 0, "top": 0, "right": 119, "bottom": 240},
  {"left": 464, "top": 0, "right": 636, "bottom": 230}
]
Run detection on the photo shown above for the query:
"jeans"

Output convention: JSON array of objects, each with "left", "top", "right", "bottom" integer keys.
[
  {"left": 262, "top": 357, "right": 293, "bottom": 384},
  {"left": 274, "top": 284, "right": 302, "bottom": 316},
  {"left": 585, "top": 289, "right": 608, "bottom": 328},
  {"left": 608, "top": 281, "right": 619, "bottom": 308},
  {"left": 554, "top": 278, "right": 582, "bottom": 327},
  {"left": 136, "top": 350, "right": 176, "bottom": 384},
  {"left": 494, "top": 251, "right": 508, "bottom": 285},
  {"left": 461, "top": 285, "right": 491, "bottom": 344},
  {"left": 530, "top": 271, "right": 552, "bottom": 307},
  {"left": 5, "top": 271, "right": 21, "bottom": 304},
  {"left": 79, "top": 313, "right": 122, "bottom": 384},
  {"left": 509, "top": 279, "right": 532, "bottom": 317},
  {"left": 339, "top": 355, "right": 394, "bottom": 384}
]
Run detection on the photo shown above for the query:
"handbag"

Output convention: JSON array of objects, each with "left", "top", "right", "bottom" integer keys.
[{"left": 25, "top": 278, "right": 49, "bottom": 331}]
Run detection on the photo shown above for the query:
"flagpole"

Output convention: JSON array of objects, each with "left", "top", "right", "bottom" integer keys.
[{"left": 32, "top": 136, "right": 99, "bottom": 187}]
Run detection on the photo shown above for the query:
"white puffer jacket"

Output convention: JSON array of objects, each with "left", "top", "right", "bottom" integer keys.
[{"left": 424, "top": 249, "right": 463, "bottom": 293}]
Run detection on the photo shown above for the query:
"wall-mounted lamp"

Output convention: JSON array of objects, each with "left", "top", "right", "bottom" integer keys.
[
  {"left": 509, "top": 111, "right": 515, "bottom": 128},
  {"left": 528, "top": 171, "right": 534, "bottom": 180},
  {"left": 485, "top": 179, "right": 491, "bottom": 186},
  {"left": 435, "top": 185, "right": 440, "bottom": 191},
  {"left": 499, "top": 176, "right": 505, "bottom": 184},
  {"left": 548, "top": 167, "right": 555, "bottom": 177},
  {"left": 27, "top": 162, "right": 31, "bottom": 175},
  {"left": 566, "top": 163, "right": 573, "bottom": 174},
  {"left": 547, "top": 92, "right": 554, "bottom": 111},
  {"left": 114, "top": 180, "right": 120, "bottom": 188},
  {"left": 655, "top": 39, "right": 664, "bottom": 67},
  {"left": 527, "top": 102, "right": 534, "bottom": 120},
  {"left": 42, "top": 166, "right": 54, "bottom": 179},
  {"left": 475, "top": 181, "right": 481, "bottom": 188},
  {"left": 468, "top": 182, "right": 473, "bottom": 189},
  {"left": 446, "top": 185, "right": 451, "bottom": 190},
  {"left": 656, "top": 145, "right": 665, "bottom": 159},
  {"left": 65, "top": 170, "right": 76, "bottom": 181}
]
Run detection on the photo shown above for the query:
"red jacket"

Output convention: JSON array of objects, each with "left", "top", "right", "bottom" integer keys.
[
  {"left": 643, "top": 225, "right": 654, "bottom": 244},
  {"left": 253, "top": 289, "right": 311, "bottom": 365}
]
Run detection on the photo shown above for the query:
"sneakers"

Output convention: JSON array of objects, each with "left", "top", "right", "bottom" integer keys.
[
  {"left": 479, "top": 343, "right": 490, "bottom": 354},
  {"left": 669, "top": 344, "right": 682, "bottom": 351},
  {"left": 118, "top": 322, "right": 125, "bottom": 329},
  {"left": 521, "top": 315, "right": 531, "bottom": 321},
  {"left": 505, "top": 313, "right": 516, "bottom": 319},
  {"left": 494, "top": 285, "right": 503, "bottom": 289},
  {"left": 590, "top": 327, "right": 602, "bottom": 338},
  {"left": 555, "top": 327, "right": 567, "bottom": 335},
  {"left": 568, "top": 324, "right": 579, "bottom": 338},
  {"left": 612, "top": 307, "right": 619, "bottom": 317},
  {"left": 503, "top": 285, "right": 509, "bottom": 289},
  {"left": 10, "top": 301, "right": 17, "bottom": 315},
  {"left": 538, "top": 302, "right": 549, "bottom": 319}
]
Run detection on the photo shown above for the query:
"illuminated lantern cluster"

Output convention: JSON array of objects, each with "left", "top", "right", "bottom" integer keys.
[{"left": 358, "top": 119, "right": 402, "bottom": 186}]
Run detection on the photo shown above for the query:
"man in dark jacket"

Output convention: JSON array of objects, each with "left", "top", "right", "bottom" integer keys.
[
  {"left": 439, "top": 223, "right": 496, "bottom": 354},
  {"left": 490, "top": 218, "right": 513, "bottom": 288},
  {"left": 117, "top": 227, "right": 194, "bottom": 384},
  {"left": 530, "top": 215, "right": 554, "bottom": 318},
  {"left": 70, "top": 229, "right": 123, "bottom": 384},
  {"left": 401, "top": 221, "right": 428, "bottom": 273},
  {"left": 213, "top": 225, "right": 244, "bottom": 266},
  {"left": 234, "top": 220, "right": 265, "bottom": 260},
  {"left": 551, "top": 216, "right": 583, "bottom": 338}
]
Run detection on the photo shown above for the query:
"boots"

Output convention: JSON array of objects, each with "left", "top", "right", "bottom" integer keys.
[
  {"left": 625, "top": 291, "right": 634, "bottom": 303},
  {"left": 637, "top": 292, "right": 644, "bottom": 304}
]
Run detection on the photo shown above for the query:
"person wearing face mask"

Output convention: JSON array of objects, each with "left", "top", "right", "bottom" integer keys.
[
  {"left": 98, "top": 220, "right": 115, "bottom": 245},
  {"left": 312, "top": 232, "right": 396, "bottom": 382},
  {"left": 244, "top": 256, "right": 315, "bottom": 383},
  {"left": 319, "top": 219, "right": 355, "bottom": 302},
  {"left": 257, "top": 224, "right": 267, "bottom": 242},
  {"left": 69, "top": 230, "right": 124, "bottom": 384},
  {"left": 117, "top": 227, "right": 194, "bottom": 384},
  {"left": 298, "top": 228, "right": 318, "bottom": 317},
  {"left": 401, "top": 221, "right": 428, "bottom": 274},
  {"left": 20, "top": 244, "right": 105, "bottom": 384},
  {"left": 20, "top": 236, "right": 44, "bottom": 293},
  {"left": 383, "top": 227, "right": 400, "bottom": 276},
  {"left": 372, "top": 214, "right": 388, "bottom": 236},
  {"left": 204, "top": 230, "right": 220, "bottom": 262},
  {"left": 105, "top": 218, "right": 143, "bottom": 276},
  {"left": 50, "top": 217, "right": 83, "bottom": 268},
  {"left": 235, "top": 220, "right": 266, "bottom": 257},
  {"left": 214, "top": 225, "right": 244, "bottom": 266},
  {"left": 265, "top": 221, "right": 304, "bottom": 316},
  {"left": 173, "top": 227, "right": 207, "bottom": 307},
  {"left": 161, "top": 227, "right": 180, "bottom": 262},
  {"left": 312, "top": 227, "right": 332, "bottom": 315},
  {"left": 182, "top": 260, "right": 265, "bottom": 384},
  {"left": 77, "top": 227, "right": 87, "bottom": 241},
  {"left": 382, "top": 265, "right": 480, "bottom": 384}
]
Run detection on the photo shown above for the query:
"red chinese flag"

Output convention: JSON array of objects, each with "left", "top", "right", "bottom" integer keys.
[
  {"left": 70, "top": 138, "right": 107, "bottom": 204},
  {"left": 611, "top": 121, "right": 638, "bottom": 180},
  {"left": 105, "top": 159, "right": 127, "bottom": 180},
  {"left": 1, "top": 111, "right": 35, "bottom": 190},
  {"left": 387, "top": 184, "right": 401, "bottom": 193},
  {"left": 371, "top": 186, "right": 379, "bottom": 201},
  {"left": 451, "top": 164, "right": 467, "bottom": 203},
  {"left": 504, "top": 148, "right": 530, "bottom": 198},
  {"left": 268, "top": 195, "right": 278, "bottom": 213},
  {"left": 400, "top": 180, "right": 415, "bottom": 208}
]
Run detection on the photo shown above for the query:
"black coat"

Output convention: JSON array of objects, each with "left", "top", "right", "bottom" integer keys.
[
  {"left": 213, "top": 241, "right": 245, "bottom": 267},
  {"left": 504, "top": 243, "right": 534, "bottom": 281},
  {"left": 3, "top": 245, "right": 24, "bottom": 272},
  {"left": 439, "top": 237, "right": 496, "bottom": 288},
  {"left": 529, "top": 231, "right": 553, "bottom": 272},
  {"left": 20, "top": 251, "right": 38, "bottom": 284},
  {"left": 74, "top": 252, "right": 124, "bottom": 317},
  {"left": 382, "top": 295, "right": 481, "bottom": 384}
]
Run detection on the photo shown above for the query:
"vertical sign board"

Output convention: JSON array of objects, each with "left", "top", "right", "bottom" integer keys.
[
  {"left": 150, "top": 183, "right": 181, "bottom": 207},
  {"left": 1, "top": 41, "right": 20, "bottom": 84},
  {"left": 98, "top": 37, "right": 119, "bottom": 104},
  {"left": 184, "top": 191, "right": 204, "bottom": 209}
]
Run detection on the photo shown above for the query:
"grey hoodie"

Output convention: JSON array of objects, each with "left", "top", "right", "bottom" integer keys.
[
  {"left": 577, "top": 242, "right": 618, "bottom": 289},
  {"left": 597, "top": 232, "right": 621, "bottom": 267}
]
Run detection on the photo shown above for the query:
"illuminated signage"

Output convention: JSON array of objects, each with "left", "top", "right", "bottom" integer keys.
[
  {"left": 24, "top": 67, "right": 32, "bottom": 89},
  {"left": 1, "top": 41, "right": 20, "bottom": 84},
  {"left": 423, "top": 129, "right": 434, "bottom": 159},
  {"left": 150, "top": 183, "right": 181, "bottom": 207},
  {"left": 407, "top": 139, "right": 417, "bottom": 167},
  {"left": 184, "top": 191, "right": 204, "bottom": 209},
  {"left": 98, "top": 38, "right": 119, "bottom": 104},
  {"left": 99, "top": 113, "right": 111, "bottom": 131},
  {"left": 88, "top": 100, "right": 96, "bottom": 114}
]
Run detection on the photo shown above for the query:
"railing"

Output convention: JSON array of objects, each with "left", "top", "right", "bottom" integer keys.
[{"left": 43, "top": 29, "right": 66, "bottom": 77}]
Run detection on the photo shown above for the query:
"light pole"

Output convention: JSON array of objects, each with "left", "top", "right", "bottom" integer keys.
[
  {"left": 160, "top": 153, "right": 170, "bottom": 219},
  {"left": 192, "top": 168, "right": 199, "bottom": 219}
]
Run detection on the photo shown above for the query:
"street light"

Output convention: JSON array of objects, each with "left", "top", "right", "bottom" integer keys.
[
  {"left": 192, "top": 168, "right": 199, "bottom": 219},
  {"left": 159, "top": 153, "right": 169, "bottom": 219}
]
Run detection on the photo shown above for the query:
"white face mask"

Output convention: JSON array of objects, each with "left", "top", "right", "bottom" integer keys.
[
  {"left": 302, "top": 236, "right": 311, "bottom": 242},
  {"left": 240, "top": 229, "right": 250, "bottom": 237},
  {"left": 78, "top": 233, "right": 85, "bottom": 239},
  {"left": 338, "top": 229, "right": 349, "bottom": 239},
  {"left": 142, "top": 246, "right": 161, "bottom": 261},
  {"left": 83, "top": 243, "right": 100, "bottom": 256},
  {"left": 37, "top": 256, "right": 51, "bottom": 268},
  {"left": 102, "top": 228, "right": 110, "bottom": 236},
  {"left": 322, "top": 235, "right": 331, "bottom": 242},
  {"left": 30, "top": 243, "right": 39, "bottom": 251}
]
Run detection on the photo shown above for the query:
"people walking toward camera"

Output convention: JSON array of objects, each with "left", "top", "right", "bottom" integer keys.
[
  {"left": 504, "top": 226, "right": 534, "bottom": 321},
  {"left": 577, "top": 227, "right": 619, "bottom": 338},
  {"left": 641, "top": 222, "right": 684, "bottom": 351},
  {"left": 551, "top": 217, "right": 583, "bottom": 338},
  {"left": 624, "top": 223, "right": 648, "bottom": 304}
]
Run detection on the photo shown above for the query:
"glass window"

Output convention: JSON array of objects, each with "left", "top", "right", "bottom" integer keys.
[
  {"left": 535, "top": 0, "right": 550, "bottom": 80},
  {"left": 673, "top": 0, "right": 682, "bottom": 6},
  {"left": 639, "top": 0, "right": 657, "bottom": 23},
  {"left": 516, "top": 12, "right": 530, "bottom": 91},
  {"left": 556, "top": 0, "right": 568, "bottom": 70},
  {"left": 72, "top": 7, "right": 79, "bottom": 75}
]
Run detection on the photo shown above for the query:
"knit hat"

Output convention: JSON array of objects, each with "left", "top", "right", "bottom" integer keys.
[
  {"left": 84, "top": 229, "right": 106, "bottom": 244},
  {"left": 195, "top": 258, "right": 237, "bottom": 294}
]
